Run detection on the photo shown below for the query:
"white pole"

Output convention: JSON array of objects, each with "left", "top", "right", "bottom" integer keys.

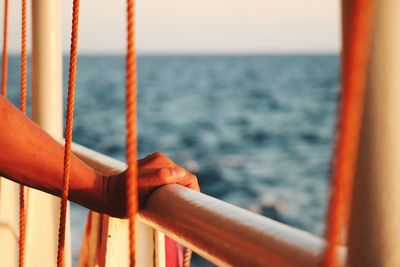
[
  {"left": 348, "top": 0, "right": 400, "bottom": 266},
  {"left": 31, "top": 1, "right": 62, "bottom": 134},
  {"left": 26, "top": 0, "right": 71, "bottom": 266}
]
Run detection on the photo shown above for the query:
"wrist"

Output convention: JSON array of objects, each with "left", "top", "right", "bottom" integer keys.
[{"left": 103, "top": 171, "right": 127, "bottom": 218}]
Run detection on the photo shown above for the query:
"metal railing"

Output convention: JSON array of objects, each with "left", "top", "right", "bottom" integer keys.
[{"left": 72, "top": 143, "right": 346, "bottom": 266}]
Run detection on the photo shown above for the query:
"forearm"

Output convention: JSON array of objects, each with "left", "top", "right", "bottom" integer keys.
[{"left": 0, "top": 96, "right": 109, "bottom": 213}]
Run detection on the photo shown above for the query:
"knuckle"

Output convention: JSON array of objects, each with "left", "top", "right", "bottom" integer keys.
[
  {"left": 156, "top": 168, "right": 173, "bottom": 181},
  {"left": 152, "top": 151, "right": 165, "bottom": 158},
  {"left": 145, "top": 152, "right": 163, "bottom": 161},
  {"left": 147, "top": 152, "right": 169, "bottom": 164}
]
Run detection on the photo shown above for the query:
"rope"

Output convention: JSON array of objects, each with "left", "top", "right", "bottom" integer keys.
[
  {"left": 19, "top": 0, "right": 28, "bottom": 265},
  {"left": 56, "top": 0, "right": 80, "bottom": 266},
  {"left": 183, "top": 248, "right": 193, "bottom": 267},
  {"left": 125, "top": 0, "right": 139, "bottom": 265},
  {"left": 20, "top": 0, "right": 27, "bottom": 114},
  {"left": 124, "top": 1, "right": 192, "bottom": 265},
  {"left": 323, "top": 1, "right": 373, "bottom": 266},
  {"left": 1, "top": 0, "right": 8, "bottom": 96}
]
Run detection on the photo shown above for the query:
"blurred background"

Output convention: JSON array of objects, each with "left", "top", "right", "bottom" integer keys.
[{"left": 4, "top": 0, "right": 340, "bottom": 265}]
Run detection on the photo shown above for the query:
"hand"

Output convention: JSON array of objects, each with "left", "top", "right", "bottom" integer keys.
[
  {"left": 137, "top": 152, "right": 200, "bottom": 202},
  {"left": 106, "top": 152, "right": 199, "bottom": 218}
]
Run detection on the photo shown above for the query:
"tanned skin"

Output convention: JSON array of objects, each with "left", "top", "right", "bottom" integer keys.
[{"left": 0, "top": 95, "right": 199, "bottom": 218}]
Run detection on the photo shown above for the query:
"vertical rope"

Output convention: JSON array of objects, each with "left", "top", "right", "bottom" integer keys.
[
  {"left": 57, "top": 0, "right": 80, "bottom": 266},
  {"left": 323, "top": 1, "right": 373, "bottom": 266},
  {"left": 20, "top": 0, "right": 27, "bottom": 114},
  {"left": 19, "top": 0, "right": 28, "bottom": 266},
  {"left": 1, "top": 0, "right": 8, "bottom": 96},
  {"left": 125, "top": 0, "right": 139, "bottom": 266},
  {"left": 183, "top": 248, "right": 193, "bottom": 267}
]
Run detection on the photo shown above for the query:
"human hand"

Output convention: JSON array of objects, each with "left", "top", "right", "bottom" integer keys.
[{"left": 106, "top": 152, "right": 199, "bottom": 218}]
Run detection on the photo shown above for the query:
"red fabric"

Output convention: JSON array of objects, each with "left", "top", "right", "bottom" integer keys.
[{"left": 165, "top": 236, "right": 183, "bottom": 267}]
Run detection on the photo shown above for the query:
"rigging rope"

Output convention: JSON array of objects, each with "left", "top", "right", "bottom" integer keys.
[
  {"left": 125, "top": 1, "right": 192, "bottom": 265},
  {"left": 1, "top": 0, "right": 7, "bottom": 96},
  {"left": 323, "top": 1, "right": 373, "bottom": 266},
  {"left": 19, "top": 0, "right": 28, "bottom": 266},
  {"left": 57, "top": 0, "right": 80, "bottom": 266},
  {"left": 125, "top": 0, "right": 139, "bottom": 265},
  {"left": 0, "top": 0, "right": 27, "bottom": 265},
  {"left": 183, "top": 247, "right": 193, "bottom": 267}
]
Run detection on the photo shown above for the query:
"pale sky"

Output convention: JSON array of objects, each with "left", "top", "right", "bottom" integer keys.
[{"left": 5, "top": 0, "right": 340, "bottom": 54}]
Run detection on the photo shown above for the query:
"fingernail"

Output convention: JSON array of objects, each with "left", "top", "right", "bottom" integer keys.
[{"left": 175, "top": 167, "right": 186, "bottom": 178}]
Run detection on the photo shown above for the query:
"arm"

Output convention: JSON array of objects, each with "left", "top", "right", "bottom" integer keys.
[{"left": 0, "top": 96, "right": 198, "bottom": 218}]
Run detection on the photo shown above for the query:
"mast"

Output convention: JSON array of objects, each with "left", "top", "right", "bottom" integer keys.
[
  {"left": 26, "top": 0, "right": 71, "bottom": 266},
  {"left": 348, "top": 0, "right": 400, "bottom": 265}
]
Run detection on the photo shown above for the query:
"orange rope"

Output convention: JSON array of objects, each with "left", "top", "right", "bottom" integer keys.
[
  {"left": 1, "top": 0, "right": 8, "bottom": 96},
  {"left": 183, "top": 248, "right": 193, "bottom": 267},
  {"left": 57, "top": 0, "right": 80, "bottom": 266},
  {"left": 323, "top": 1, "right": 373, "bottom": 266},
  {"left": 20, "top": 0, "right": 27, "bottom": 114},
  {"left": 19, "top": 0, "right": 28, "bottom": 266},
  {"left": 124, "top": 2, "right": 192, "bottom": 266},
  {"left": 125, "top": 0, "right": 139, "bottom": 266}
]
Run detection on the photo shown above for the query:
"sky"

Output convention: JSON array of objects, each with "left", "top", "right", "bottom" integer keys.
[{"left": 4, "top": 0, "right": 340, "bottom": 54}]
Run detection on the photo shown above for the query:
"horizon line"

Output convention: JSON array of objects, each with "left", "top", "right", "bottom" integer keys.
[{"left": 7, "top": 50, "right": 339, "bottom": 56}]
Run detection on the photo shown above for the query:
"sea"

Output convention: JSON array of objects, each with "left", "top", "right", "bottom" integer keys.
[{"left": 6, "top": 54, "right": 339, "bottom": 266}]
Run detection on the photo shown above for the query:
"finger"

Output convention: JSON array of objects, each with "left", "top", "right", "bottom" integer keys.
[
  {"left": 138, "top": 152, "right": 176, "bottom": 168},
  {"left": 190, "top": 176, "right": 200, "bottom": 191},
  {"left": 184, "top": 178, "right": 200, "bottom": 192},
  {"left": 138, "top": 167, "right": 187, "bottom": 187},
  {"left": 175, "top": 173, "right": 200, "bottom": 192},
  {"left": 138, "top": 152, "right": 161, "bottom": 164}
]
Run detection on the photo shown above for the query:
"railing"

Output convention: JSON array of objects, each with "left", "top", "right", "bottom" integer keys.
[{"left": 72, "top": 143, "right": 346, "bottom": 266}]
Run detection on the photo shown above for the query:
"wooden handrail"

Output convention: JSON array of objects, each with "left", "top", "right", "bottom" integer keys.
[{"left": 72, "top": 143, "right": 346, "bottom": 266}]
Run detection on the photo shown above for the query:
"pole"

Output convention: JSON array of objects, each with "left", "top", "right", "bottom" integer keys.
[
  {"left": 26, "top": 0, "right": 71, "bottom": 266},
  {"left": 348, "top": 0, "right": 400, "bottom": 266}
]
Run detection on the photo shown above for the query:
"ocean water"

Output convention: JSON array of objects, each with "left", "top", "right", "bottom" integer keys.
[{"left": 6, "top": 54, "right": 339, "bottom": 266}]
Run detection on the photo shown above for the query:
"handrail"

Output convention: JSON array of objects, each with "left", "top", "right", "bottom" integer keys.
[{"left": 72, "top": 143, "right": 346, "bottom": 266}]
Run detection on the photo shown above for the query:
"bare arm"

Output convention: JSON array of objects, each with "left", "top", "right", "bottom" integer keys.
[{"left": 0, "top": 96, "right": 199, "bottom": 218}]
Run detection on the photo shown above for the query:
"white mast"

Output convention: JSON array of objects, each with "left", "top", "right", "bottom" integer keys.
[{"left": 26, "top": 0, "right": 71, "bottom": 266}]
